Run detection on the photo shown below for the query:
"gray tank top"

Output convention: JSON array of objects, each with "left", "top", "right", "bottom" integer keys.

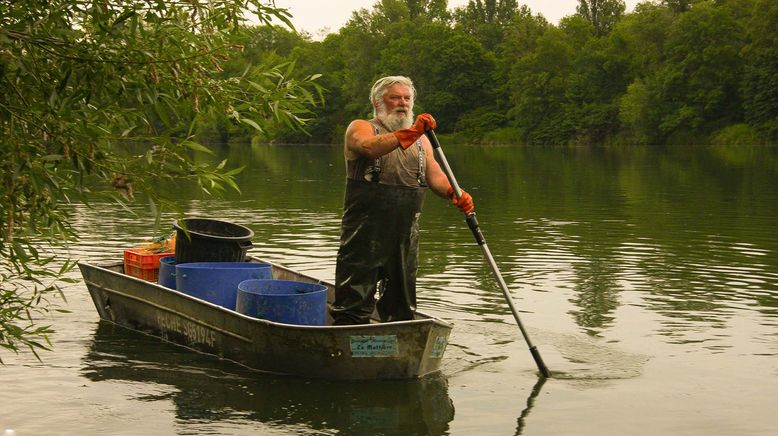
[{"left": 346, "top": 120, "right": 427, "bottom": 188}]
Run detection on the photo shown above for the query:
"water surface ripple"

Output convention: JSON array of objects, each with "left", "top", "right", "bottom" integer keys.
[{"left": 2, "top": 145, "right": 776, "bottom": 435}]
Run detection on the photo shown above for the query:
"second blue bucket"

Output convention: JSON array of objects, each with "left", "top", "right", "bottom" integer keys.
[
  {"left": 176, "top": 262, "right": 272, "bottom": 309},
  {"left": 158, "top": 256, "right": 176, "bottom": 289},
  {"left": 236, "top": 279, "right": 327, "bottom": 326}
]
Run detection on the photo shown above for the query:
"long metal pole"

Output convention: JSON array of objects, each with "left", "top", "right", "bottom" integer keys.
[{"left": 426, "top": 129, "right": 550, "bottom": 378}]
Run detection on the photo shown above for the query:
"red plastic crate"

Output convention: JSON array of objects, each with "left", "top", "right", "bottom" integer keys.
[
  {"left": 123, "top": 249, "right": 174, "bottom": 282},
  {"left": 124, "top": 263, "right": 161, "bottom": 281}
]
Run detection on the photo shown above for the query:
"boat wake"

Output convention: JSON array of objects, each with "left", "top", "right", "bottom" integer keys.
[
  {"left": 534, "top": 330, "right": 650, "bottom": 381},
  {"left": 439, "top": 319, "right": 650, "bottom": 381}
]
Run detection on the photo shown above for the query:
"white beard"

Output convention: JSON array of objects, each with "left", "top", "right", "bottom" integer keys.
[{"left": 376, "top": 102, "right": 414, "bottom": 132}]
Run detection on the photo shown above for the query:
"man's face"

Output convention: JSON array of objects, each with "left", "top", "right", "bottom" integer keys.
[
  {"left": 376, "top": 84, "right": 414, "bottom": 131},
  {"left": 383, "top": 84, "right": 413, "bottom": 114}
]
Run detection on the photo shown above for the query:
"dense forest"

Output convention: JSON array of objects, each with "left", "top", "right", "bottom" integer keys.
[{"left": 201, "top": 0, "right": 778, "bottom": 146}]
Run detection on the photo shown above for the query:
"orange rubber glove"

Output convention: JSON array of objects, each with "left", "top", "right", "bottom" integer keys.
[
  {"left": 447, "top": 186, "right": 475, "bottom": 214},
  {"left": 393, "top": 113, "right": 437, "bottom": 149}
]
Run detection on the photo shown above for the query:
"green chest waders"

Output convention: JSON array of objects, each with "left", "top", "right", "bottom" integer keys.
[{"left": 332, "top": 179, "right": 426, "bottom": 324}]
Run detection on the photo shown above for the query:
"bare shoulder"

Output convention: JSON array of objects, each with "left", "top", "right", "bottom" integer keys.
[
  {"left": 344, "top": 119, "right": 375, "bottom": 160},
  {"left": 345, "top": 119, "right": 374, "bottom": 136}
]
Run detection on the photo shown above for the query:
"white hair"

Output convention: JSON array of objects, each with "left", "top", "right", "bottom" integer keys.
[{"left": 370, "top": 76, "right": 416, "bottom": 118}]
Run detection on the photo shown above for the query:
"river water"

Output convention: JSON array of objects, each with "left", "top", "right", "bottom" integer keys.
[{"left": 1, "top": 144, "right": 776, "bottom": 435}]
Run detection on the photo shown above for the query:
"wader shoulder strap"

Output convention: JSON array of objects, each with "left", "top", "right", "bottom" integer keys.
[
  {"left": 416, "top": 139, "right": 426, "bottom": 187},
  {"left": 365, "top": 122, "right": 382, "bottom": 183}
]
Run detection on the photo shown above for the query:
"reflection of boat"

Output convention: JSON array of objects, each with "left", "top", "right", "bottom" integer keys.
[
  {"left": 82, "top": 322, "right": 455, "bottom": 434},
  {"left": 78, "top": 258, "right": 452, "bottom": 380}
]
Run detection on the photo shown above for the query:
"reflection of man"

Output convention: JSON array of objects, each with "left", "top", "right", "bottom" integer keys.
[{"left": 331, "top": 76, "right": 475, "bottom": 325}]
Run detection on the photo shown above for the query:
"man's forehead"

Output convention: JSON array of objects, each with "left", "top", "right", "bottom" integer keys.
[{"left": 385, "top": 84, "right": 412, "bottom": 96}]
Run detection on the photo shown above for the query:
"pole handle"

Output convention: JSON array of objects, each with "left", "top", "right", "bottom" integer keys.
[
  {"left": 425, "top": 129, "right": 464, "bottom": 200},
  {"left": 425, "top": 127, "right": 551, "bottom": 378}
]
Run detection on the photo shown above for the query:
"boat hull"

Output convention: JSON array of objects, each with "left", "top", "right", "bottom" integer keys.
[{"left": 78, "top": 259, "right": 452, "bottom": 380}]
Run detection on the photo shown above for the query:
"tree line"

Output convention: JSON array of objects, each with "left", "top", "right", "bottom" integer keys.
[{"left": 204, "top": 0, "right": 777, "bottom": 146}]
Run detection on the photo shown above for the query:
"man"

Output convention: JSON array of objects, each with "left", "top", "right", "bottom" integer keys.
[{"left": 331, "top": 75, "right": 475, "bottom": 325}]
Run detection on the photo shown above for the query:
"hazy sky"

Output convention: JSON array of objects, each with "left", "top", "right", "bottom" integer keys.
[{"left": 273, "top": 0, "right": 642, "bottom": 36}]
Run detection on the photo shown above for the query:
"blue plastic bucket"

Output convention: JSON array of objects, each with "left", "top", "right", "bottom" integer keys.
[
  {"left": 236, "top": 279, "right": 328, "bottom": 326},
  {"left": 158, "top": 256, "right": 176, "bottom": 289},
  {"left": 176, "top": 262, "right": 272, "bottom": 309}
]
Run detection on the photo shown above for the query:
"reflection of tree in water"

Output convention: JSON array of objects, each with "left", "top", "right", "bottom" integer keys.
[
  {"left": 617, "top": 146, "right": 778, "bottom": 328},
  {"left": 551, "top": 148, "right": 631, "bottom": 335},
  {"left": 569, "top": 255, "right": 621, "bottom": 335},
  {"left": 109, "top": 144, "right": 778, "bottom": 361},
  {"left": 454, "top": 145, "right": 778, "bottom": 339},
  {"left": 81, "top": 323, "right": 454, "bottom": 435},
  {"left": 550, "top": 210, "right": 626, "bottom": 336}
]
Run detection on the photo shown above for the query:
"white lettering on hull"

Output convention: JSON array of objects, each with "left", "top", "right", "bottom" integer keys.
[{"left": 156, "top": 313, "right": 217, "bottom": 347}]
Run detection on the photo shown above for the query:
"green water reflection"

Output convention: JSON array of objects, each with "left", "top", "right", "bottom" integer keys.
[
  {"left": 64, "top": 143, "right": 778, "bottom": 435},
  {"left": 140, "top": 143, "right": 778, "bottom": 335},
  {"left": 82, "top": 323, "right": 455, "bottom": 435}
]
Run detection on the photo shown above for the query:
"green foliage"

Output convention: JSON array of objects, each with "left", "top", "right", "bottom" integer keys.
[
  {"left": 608, "top": 3, "right": 674, "bottom": 81},
  {"left": 506, "top": 26, "right": 576, "bottom": 144},
  {"left": 455, "top": 108, "right": 506, "bottom": 138},
  {"left": 656, "top": 1, "right": 745, "bottom": 136},
  {"left": 453, "top": 0, "right": 523, "bottom": 49},
  {"left": 0, "top": 251, "right": 75, "bottom": 363},
  {"left": 480, "top": 127, "right": 524, "bottom": 145},
  {"left": 619, "top": 79, "right": 659, "bottom": 144},
  {"left": 741, "top": 0, "right": 778, "bottom": 141},
  {"left": 378, "top": 22, "right": 495, "bottom": 132},
  {"left": 406, "top": 0, "right": 451, "bottom": 21},
  {"left": 576, "top": 0, "right": 627, "bottom": 36},
  {"left": 0, "top": 0, "right": 321, "bottom": 359},
  {"left": 263, "top": 0, "right": 773, "bottom": 146},
  {"left": 494, "top": 8, "right": 549, "bottom": 115},
  {"left": 710, "top": 124, "right": 766, "bottom": 145},
  {"left": 661, "top": 0, "right": 704, "bottom": 13}
]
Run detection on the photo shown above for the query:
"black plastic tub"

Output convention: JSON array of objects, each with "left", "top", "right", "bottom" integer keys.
[{"left": 173, "top": 218, "right": 254, "bottom": 264}]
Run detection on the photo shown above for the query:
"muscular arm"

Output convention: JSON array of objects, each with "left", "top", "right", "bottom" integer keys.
[
  {"left": 344, "top": 118, "right": 452, "bottom": 198},
  {"left": 344, "top": 119, "right": 401, "bottom": 161},
  {"left": 422, "top": 136, "right": 453, "bottom": 198}
]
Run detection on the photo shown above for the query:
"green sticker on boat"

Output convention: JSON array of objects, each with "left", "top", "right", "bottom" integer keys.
[
  {"left": 431, "top": 335, "right": 447, "bottom": 358},
  {"left": 350, "top": 335, "right": 399, "bottom": 357}
]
